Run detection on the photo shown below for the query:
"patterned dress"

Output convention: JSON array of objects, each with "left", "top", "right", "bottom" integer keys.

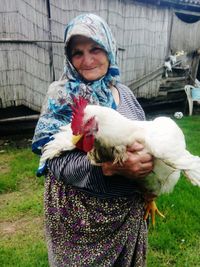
[{"left": 45, "top": 84, "right": 148, "bottom": 267}]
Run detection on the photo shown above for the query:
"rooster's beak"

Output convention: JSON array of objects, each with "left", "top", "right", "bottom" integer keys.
[{"left": 72, "top": 134, "right": 83, "bottom": 145}]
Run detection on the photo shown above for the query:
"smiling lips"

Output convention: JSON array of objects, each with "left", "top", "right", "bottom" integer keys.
[{"left": 82, "top": 66, "right": 98, "bottom": 71}]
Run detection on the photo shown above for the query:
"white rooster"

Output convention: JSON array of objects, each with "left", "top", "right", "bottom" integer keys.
[{"left": 41, "top": 98, "right": 200, "bottom": 224}]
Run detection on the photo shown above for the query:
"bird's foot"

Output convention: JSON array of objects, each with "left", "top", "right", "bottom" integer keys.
[{"left": 144, "top": 200, "right": 165, "bottom": 226}]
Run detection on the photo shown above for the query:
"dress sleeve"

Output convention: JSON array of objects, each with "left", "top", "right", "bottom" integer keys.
[
  {"left": 116, "top": 83, "right": 146, "bottom": 121},
  {"left": 48, "top": 150, "right": 105, "bottom": 189}
]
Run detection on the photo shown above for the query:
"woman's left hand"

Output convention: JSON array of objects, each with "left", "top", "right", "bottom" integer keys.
[{"left": 101, "top": 142, "right": 154, "bottom": 179}]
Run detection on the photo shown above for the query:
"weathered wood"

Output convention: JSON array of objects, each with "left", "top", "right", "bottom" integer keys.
[
  {"left": 191, "top": 55, "right": 200, "bottom": 82},
  {"left": 170, "top": 13, "right": 200, "bottom": 52},
  {"left": 164, "top": 87, "right": 185, "bottom": 93},
  {"left": 0, "top": 39, "right": 63, "bottom": 43},
  {"left": 162, "top": 77, "right": 186, "bottom": 82},
  {"left": 46, "top": 0, "right": 55, "bottom": 82},
  {"left": 0, "top": 0, "right": 200, "bottom": 115},
  {"left": 128, "top": 66, "right": 164, "bottom": 91},
  {"left": 0, "top": 114, "right": 39, "bottom": 123}
]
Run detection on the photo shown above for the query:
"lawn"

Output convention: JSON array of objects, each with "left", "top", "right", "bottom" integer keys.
[{"left": 0, "top": 115, "right": 200, "bottom": 267}]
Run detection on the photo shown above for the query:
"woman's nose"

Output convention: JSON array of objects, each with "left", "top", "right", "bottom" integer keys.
[{"left": 82, "top": 53, "right": 94, "bottom": 66}]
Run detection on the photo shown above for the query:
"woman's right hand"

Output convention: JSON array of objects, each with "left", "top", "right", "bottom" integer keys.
[{"left": 101, "top": 142, "right": 154, "bottom": 179}]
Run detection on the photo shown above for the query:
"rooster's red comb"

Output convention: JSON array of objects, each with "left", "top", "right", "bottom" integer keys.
[{"left": 70, "top": 97, "right": 89, "bottom": 134}]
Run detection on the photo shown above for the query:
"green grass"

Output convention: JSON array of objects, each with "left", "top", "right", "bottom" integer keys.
[
  {"left": 0, "top": 148, "right": 48, "bottom": 267},
  {"left": 0, "top": 115, "right": 200, "bottom": 266}
]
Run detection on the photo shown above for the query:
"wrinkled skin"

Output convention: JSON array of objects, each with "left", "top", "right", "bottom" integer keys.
[{"left": 101, "top": 142, "right": 154, "bottom": 179}]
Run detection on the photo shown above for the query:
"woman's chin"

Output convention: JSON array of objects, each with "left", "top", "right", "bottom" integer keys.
[
  {"left": 81, "top": 73, "right": 106, "bottom": 82},
  {"left": 82, "top": 75, "right": 101, "bottom": 82}
]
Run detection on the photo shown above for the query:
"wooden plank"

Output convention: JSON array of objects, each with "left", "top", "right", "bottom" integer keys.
[
  {"left": 0, "top": 114, "right": 39, "bottom": 123},
  {"left": 46, "top": 0, "right": 55, "bottom": 82},
  {"left": 162, "top": 77, "right": 186, "bottom": 82},
  {"left": 191, "top": 55, "right": 200, "bottom": 82},
  {"left": 128, "top": 66, "right": 163, "bottom": 91},
  {"left": 0, "top": 39, "right": 63, "bottom": 43},
  {"left": 166, "top": 87, "right": 185, "bottom": 93}
]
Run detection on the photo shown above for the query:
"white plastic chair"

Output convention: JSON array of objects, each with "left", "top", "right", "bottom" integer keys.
[{"left": 184, "top": 85, "right": 200, "bottom": 116}]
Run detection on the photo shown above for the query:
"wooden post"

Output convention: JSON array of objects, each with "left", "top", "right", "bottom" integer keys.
[
  {"left": 166, "top": 8, "right": 174, "bottom": 57},
  {"left": 46, "top": 0, "right": 55, "bottom": 82},
  {"left": 190, "top": 49, "right": 200, "bottom": 85}
]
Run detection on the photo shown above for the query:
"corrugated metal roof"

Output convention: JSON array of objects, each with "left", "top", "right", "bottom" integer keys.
[
  {"left": 179, "top": 0, "right": 200, "bottom": 4},
  {"left": 138, "top": 0, "right": 200, "bottom": 6},
  {"left": 164, "top": 0, "right": 200, "bottom": 6}
]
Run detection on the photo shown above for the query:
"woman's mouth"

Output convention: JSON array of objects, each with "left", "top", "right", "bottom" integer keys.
[{"left": 82, "top": 67, "right": 97, "bottom": 71}]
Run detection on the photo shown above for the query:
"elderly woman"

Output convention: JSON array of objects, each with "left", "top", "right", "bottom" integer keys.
[{"left": 32, "top": 14, "right": 153, "bottom": 267}]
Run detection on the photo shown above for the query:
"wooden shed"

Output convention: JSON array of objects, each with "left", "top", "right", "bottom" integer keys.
[{"left": 0, "top": 0, "right": 200, "bottom": 120}]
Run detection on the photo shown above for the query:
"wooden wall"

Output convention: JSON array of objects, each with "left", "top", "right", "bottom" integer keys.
[
  {"left": 0, "top": 0, "right": 199, "bottom": 113},
  {"left": 171, "top": 13, "right": 200, "bottom": 53},
  {"left": 0, "top": 0, "right": 50, "bottom": 111}
]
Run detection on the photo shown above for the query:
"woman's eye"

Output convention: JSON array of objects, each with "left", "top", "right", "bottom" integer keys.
[
  {"left": 91, "top": 47, "right": 103, "bottom": 54},
  {"left": 71, "top": 51, "right": 83, "bottom": 58}
]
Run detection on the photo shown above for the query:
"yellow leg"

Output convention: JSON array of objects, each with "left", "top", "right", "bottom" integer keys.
[{"left": 144, "top": 200, "right": 165, "bottom": 226}]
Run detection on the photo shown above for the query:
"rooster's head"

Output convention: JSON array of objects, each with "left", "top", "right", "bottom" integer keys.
[{"left": 71, "top": 97, "right": 98, "bottom": 152}]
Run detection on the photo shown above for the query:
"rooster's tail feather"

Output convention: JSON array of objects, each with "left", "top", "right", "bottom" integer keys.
[
  {"left": 172, "top": 151, "right": 200, "bottom": 187},
  {"left": 180, "top": 153, "right": 200, "bottom": 187},
  {"left": 184, "top": 168, "right": 200, "bottom": 187}
]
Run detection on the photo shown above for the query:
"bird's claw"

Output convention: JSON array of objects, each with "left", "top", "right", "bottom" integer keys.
[{"left": 144, "top": 200, "right": 165, "bottom": 226}]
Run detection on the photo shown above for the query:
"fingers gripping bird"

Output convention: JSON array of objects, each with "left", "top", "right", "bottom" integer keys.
[{"left": 41, "top": 97, "right": 200, "bottom": 225}]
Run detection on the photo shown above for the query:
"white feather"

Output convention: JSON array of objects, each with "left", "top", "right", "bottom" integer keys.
[
  {"left": 40, "top": 104, "right": 200, "bottom": 195},
  {"left": 40, "top": 124, "right": 75, "bottom": 165},
  {"left": 84, "top": 105, "right": 200, "bottom": 194}
]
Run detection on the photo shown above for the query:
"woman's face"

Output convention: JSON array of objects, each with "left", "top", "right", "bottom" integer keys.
[{"left": 69, "top": 36, "right": 109, "bottom": 81}]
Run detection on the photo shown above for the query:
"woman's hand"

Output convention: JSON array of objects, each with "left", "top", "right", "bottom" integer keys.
[{"left": 101, "top": 142, "right": 154, "bottom": 179}]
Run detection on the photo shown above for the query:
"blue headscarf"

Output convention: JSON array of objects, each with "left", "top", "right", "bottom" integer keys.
[{"left": 32, "top": 13, "right": 120, "bottom": 175}]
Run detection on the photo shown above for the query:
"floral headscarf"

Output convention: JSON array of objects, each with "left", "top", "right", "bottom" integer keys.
[{"left": 32, "top": 13, "right": 120, "bottom": 175}]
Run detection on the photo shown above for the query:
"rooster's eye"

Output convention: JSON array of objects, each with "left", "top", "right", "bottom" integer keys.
[{"left": 84, "top": 116, "right": 97, "bottom": 133}]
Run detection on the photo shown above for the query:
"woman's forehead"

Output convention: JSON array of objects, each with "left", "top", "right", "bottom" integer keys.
[{"left": 69, "top": 35, "right": 98, "bottom": 48}]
